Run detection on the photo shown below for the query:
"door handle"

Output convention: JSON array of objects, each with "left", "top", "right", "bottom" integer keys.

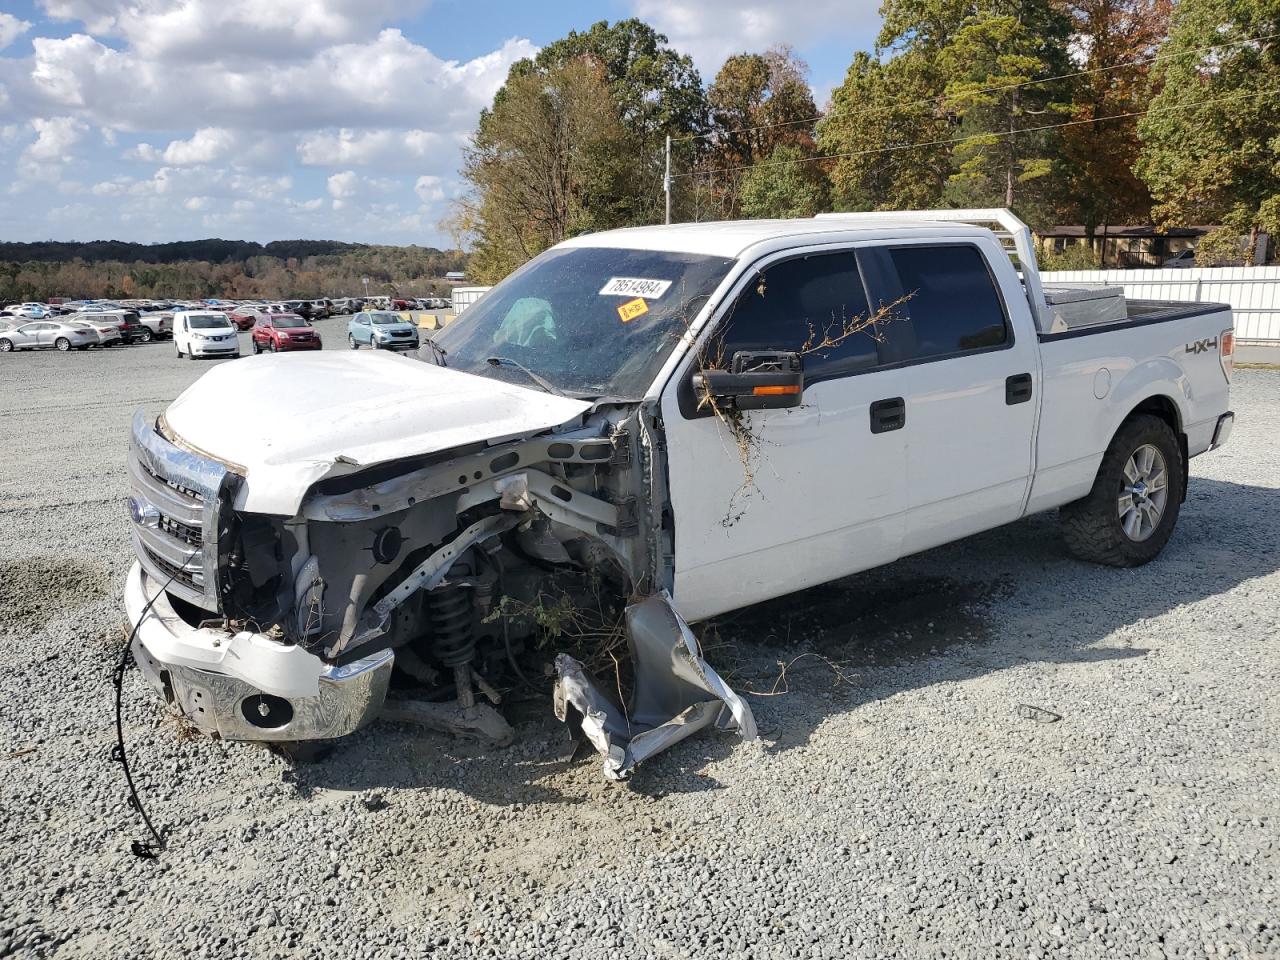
[
  {"left": 870, "top": 396, "right": 905, "bottom": 434},
  {"left": 1006, "top": 373, "right": 1033, "bottom": 405}
]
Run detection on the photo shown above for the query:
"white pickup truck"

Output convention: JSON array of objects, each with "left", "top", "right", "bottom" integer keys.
[{"left": 124, "top": 210, "right": 1234, "bottom": 779}]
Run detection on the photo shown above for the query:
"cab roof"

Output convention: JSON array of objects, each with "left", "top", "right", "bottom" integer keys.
[{"left": 557, "top": 215, "right": 994, "bottom": 260}]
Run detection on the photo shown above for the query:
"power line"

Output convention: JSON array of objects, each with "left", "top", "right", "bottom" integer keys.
[
  {"left": 673, "top": 84, "right": 1278, "bottom": 181},
  {"left": 672, "top": 29, "right": 1280, "bottom": 145}
]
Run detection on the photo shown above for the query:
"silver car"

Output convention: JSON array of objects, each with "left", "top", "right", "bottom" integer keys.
[
  {"left": 67, "top": 318, "right": 124, "bottom": 347},
  {"left": 0, "top": 320, "right": 98, "bottom": 352}
]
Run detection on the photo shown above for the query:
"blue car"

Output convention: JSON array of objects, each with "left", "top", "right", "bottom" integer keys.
[{"left": 347, "top": 311, "right": 420, "bottom": 351}]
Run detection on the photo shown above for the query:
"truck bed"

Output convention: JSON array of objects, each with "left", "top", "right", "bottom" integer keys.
[{"left": 1038, "top": 299, "right": 1231, "bottom": 340}]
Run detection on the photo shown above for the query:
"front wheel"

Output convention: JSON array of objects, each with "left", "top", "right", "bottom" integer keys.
[
  {"left": 55, "top": 337, "right": 71, "bottom": 351},
  {"left": 0, "top": 338, "right": 12, "bottom": 352},
  {"left": 1061, "top": 414, "right": 1184, "bottom": 567},
  {"left": 252, "top": 340, "right": 261, "bottom": 355},
  {"left": 348, "top": 334, "right": 359, "bottom": 350}
]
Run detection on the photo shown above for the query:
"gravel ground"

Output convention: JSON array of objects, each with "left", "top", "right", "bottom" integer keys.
[{"left": 1, "top": 328, "right": 1276, "bottom": 959}]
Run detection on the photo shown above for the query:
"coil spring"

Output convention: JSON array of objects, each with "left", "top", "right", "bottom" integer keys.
[{"left": 427, "top": 584, "right": 475, "bottom": 667}]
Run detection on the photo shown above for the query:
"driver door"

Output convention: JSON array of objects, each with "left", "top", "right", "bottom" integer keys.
[{"left": 660, "top": 246, "right": 908, "bottom": 622}]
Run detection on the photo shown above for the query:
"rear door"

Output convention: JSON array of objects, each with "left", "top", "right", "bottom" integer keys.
[
  {"left": 860, "top": 241, "right": 1040, "bottom": 555},
  {"left": 661, "top": 245, "right": 908, "bottom": 622}
]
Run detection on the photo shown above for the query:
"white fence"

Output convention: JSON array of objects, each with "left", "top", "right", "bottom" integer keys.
[{"left": 1040, "top": 266, "right": 1280, "bottom": 343}]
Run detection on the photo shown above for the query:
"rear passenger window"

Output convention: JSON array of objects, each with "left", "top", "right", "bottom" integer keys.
[
  {"left": 714, "top": 251, "right": 878, "bottom": 381},
  {"left": 886, "top": 246, "right": 1008, "bottom": 358}
]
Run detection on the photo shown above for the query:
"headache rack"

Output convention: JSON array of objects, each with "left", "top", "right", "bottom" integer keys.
[{"left": 814, "top": 208, "right": 1051, "bottom": 333}]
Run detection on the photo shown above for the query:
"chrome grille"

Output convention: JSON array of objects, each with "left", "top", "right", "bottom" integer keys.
[{"left": 128, "top": 409, "right": 230, "bottom": 611}]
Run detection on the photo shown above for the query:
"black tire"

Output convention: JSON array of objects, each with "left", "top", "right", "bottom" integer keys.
[
  {"left": 0, "top": 339, "right": 11, "bottom": 352},
  {"left": 55, "top": 337, "right": 70, "bottom": 351},
  {"left": 1060, "top": 414, "right": 1184, "bottom": 567},
  {"left": 348, "top": 334, "right": 359, "bottom": 350},
  {"left": 252, "top": 339, "right": 261, "bottom": 354},
  {"left": 139, "top": 329, "right": 153, "bottom": 343}
]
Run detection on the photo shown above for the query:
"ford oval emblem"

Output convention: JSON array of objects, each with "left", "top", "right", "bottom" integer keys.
[{"left": 127, "top": 496, "right": 160, "bottom": 526}]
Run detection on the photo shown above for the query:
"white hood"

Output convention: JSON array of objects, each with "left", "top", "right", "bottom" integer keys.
[{"left": 164, "top": 352, "right": 591, "bottom": 515}]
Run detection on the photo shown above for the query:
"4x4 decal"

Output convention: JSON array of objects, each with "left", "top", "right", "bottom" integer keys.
[{"left": 1186, "top": 337, "right": 1218, "bottom": 354}]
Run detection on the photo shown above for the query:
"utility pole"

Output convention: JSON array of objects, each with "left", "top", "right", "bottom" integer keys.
[{"left": 663, "top": 135, "right": 672, "bottom": 225}]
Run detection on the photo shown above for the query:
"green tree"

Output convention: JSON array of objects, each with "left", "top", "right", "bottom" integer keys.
[
  {"left": 1136, "top": 0, "right": 1280, "bottom": 261},
  {"left": 818, "top": 51, "right": 951, "bottom": 211},
  {"left": 1057, "top": 0, "right": 1169, "bottom": 257},
  {"left": 739, "top": 145, "right": 830, "bottom": 219},
  {"left": 528, "top": 19, "right": 708, "bottom": 224},
  {"left": 463, "top": 59, "right": 632, "bottom": 282},
  {"left": 704, "top": 46, "right": 822, "bottom": 217},
  {"left": 934, "top": 2, "right": 1073, "bottom": 220}
]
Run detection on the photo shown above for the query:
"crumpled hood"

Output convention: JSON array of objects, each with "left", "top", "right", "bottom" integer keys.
[{"left": 164, "top": 352, "right": 591, "bottom": 516}]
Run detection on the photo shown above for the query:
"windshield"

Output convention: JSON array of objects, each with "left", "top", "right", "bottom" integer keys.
[
  {"left": 369, "top": 312, "right": 402, "bottom": 325},
  {"left": 271, "top": 316, "right": 309, "bottom": 328},
  {"left": 432, "top": 246, "right": 734, "bottom": 399},
  {"left": 188, "top": 314, "right": 232, "bottom": 329}
]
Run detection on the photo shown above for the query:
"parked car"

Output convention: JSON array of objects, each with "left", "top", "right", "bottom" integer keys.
[
  {"left": 347, "top": 310, "right": 420, "bottom": 351},
  {"left": 173, "top": 310, "right": 241, "bottom": 359},
  {"left": 66, "top": 318, "right": 123, "bottom": 347},
  {"left": 0, "top": 320, "right": 98, "bottom": 351},
  {"left": 136, "top": 312, "right": 173, "bottom": 342},
  {"left": 229, "top": 307, "right": 262, "bottom": 331},
  {"left": 5, "top": 304, "right": 50, "bottom": 320},
  {"left": 1163, "top": 249, "right": 1197, "bottom": 269},
  {"left": 251, "top": 313, "right": 322, "bottom": 353}
]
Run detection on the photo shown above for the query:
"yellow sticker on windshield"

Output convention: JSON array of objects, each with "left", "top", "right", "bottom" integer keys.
[{"left": 617, "top": 297, "right": 649, "bottom": 323}]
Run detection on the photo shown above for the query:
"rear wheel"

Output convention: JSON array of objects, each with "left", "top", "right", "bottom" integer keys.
[
  {"left": 139, "top": 328, "right": 153, "bottom": 343},
  {"left": 1061, "top": 414, "right": 1184, "bottom": 567},
  {"left": 55, "top": 337, "right": 70, "bottom": 351}
]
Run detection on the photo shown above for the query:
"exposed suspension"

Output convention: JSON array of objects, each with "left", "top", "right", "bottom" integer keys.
[{"left": 426, "top": 582, "right": 477, "bottom": 708}]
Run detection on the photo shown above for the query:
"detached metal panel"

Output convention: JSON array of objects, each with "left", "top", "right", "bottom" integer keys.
[{"left": 1041, "top": 266, "right": 1280, "bottom": 342}]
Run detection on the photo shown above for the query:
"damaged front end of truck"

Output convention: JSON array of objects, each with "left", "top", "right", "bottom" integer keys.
[{"left": 124, "top": 351, "right": 753, "bottom": 779}]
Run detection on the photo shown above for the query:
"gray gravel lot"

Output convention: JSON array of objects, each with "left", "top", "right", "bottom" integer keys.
[{"left": 1, "top": 324, "right": 1277, "bottom": 959}]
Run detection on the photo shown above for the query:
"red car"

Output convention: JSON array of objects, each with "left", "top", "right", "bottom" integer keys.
[
  {"left": 250, "top": 312, "right": 323, "bottom": 353},
  {"left": 229, "top": 308, "right": 259, "bottom": 331}
]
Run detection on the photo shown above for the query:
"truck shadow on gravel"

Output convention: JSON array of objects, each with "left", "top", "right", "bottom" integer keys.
[{"left": 282, "top": 477, "right": 1280, "bottom": 802}]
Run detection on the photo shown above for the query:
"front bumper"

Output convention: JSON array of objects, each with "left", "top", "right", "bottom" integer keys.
[
  {"left": 125, "top": 562, "right": 393, "bottom": 741},
  {"left": 188, "top": 341, "right": 239, "bottom": 356}
]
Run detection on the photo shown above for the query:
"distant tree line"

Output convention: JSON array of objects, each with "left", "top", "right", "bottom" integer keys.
[
  {"left": 455, "top": 3, "right": 1279, "bottom": 280},
  {"left": 0, "top": 243, "right": 469, "bottom": 302}
]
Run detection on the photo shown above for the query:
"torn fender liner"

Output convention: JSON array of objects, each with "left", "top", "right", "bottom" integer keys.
[{"left": 553, "top": 594, "right": 756, "bottom": 781}]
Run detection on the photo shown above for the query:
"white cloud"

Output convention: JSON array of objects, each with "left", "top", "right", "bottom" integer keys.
[
  {"left": 18, "top": 116, "right": 88, "bottom": 179},
  {"left": 158, "top": 127, "right": 240, "bottom": 165},
  {"left": 0, "top": 13, "right": 31, "bottom": 50},
  {"left": 38, "top": 0, "right": 431, "bottom": 60},
  {"left": 327, "top": 170, "right": 360, "bottom": 209},
  {"left": 631, "top": 0, "right": 879, "bottom": 78},
  {"left": 297, "top": 128, "right": 445, "bottom": 171},
  {"left": 414, "top": 174, "right": 444, "bottom": 204}
]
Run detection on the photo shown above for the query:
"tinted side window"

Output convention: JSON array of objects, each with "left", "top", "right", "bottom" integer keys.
[
  {"left": 715, "top": 251, "right": 877, "bottom": 381},
  {"left": 886, "top": 246, "right": 1008, "bottom": 358}
]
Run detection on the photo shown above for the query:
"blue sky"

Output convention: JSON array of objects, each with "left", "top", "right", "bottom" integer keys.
[{"left": 0, "top": 1, "right": 880, "bottom": 246}]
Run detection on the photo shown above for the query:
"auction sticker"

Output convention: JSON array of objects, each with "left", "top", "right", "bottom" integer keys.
[
  {"left": 617, "top": 297, "right": 650, "bottom": 323},
  {"left": 599, "top": 277, "right": 672, "bottom": 299}
]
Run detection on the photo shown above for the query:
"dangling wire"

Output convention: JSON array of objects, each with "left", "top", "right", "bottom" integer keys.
[{"left": 111, "top": 556, "right": 195, "bottom": 860}]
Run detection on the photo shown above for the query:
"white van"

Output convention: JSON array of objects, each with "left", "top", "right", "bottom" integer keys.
[{"left": 173, "top": 310, "right": 240, "bottom": 360}]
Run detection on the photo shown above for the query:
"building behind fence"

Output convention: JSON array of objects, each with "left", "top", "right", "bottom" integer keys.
[{"left": 1042, "top": 267, "right": 1280, "bottom": 343}]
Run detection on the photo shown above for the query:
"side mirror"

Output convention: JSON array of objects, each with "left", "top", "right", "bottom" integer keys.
[{"left": 692, "top": 351, "right": 804, "bottom": 411}]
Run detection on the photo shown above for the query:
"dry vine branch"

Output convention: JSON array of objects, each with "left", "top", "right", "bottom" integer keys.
[{"left": 691, "top": 292, "right": 913, "bottom": 525}]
